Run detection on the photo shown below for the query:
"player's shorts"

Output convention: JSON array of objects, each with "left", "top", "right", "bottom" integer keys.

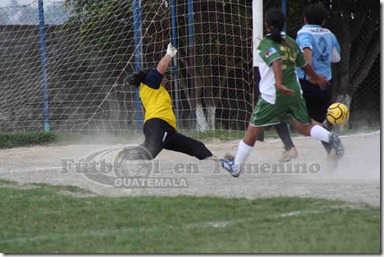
[
  {"left": 300, "top": 79, "right": 332, "bottom": 123},
  {"left": 250, "top": 96, "right": 310, "bottom": 127},
  {"left": 142, "top": 118, "right": 212, "bottom": 160}
]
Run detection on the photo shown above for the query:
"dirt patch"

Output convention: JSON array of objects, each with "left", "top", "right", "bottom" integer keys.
[{"left": 0, "top": 131, "right": 380, "bottom": 206}]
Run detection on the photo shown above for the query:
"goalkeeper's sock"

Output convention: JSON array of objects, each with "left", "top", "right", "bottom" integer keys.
[
  {"left": 310, "top": 125, "right": 330, "bottom": 143},
  {"left": 275, "top": 122, "right": 295, "bottom": 150},
  {"left": 234, "top": 140, "right": 253, "bottom": 167}
]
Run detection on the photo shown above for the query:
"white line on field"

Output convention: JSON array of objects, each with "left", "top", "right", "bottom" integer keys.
[
  {"left": 279, "top": 210, "right": 324, "bottom": 217},
  {"left": 0, "top": 166, "right": 62, "bottom": 174},
  {"left": 0, "top": 209, "right": 326, "bottom": 244},
  {"left": 267, "top": 130, "right": 380, "bottom": 143}
]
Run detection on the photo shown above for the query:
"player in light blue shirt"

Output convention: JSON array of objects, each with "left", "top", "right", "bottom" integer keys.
[
  {"left": 296, "top": 10, "right": 341, "bottom": 81},
  {"left": 275, "top": 4, "right": 341, "bottom": 162}
]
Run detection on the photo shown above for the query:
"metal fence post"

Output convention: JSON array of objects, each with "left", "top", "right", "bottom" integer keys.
[
  {"left": 38, "top": 0, "right": 50, "bottom": 132},
  {"left": 133, "top": 0, "right": 143, "bottom": 130}
]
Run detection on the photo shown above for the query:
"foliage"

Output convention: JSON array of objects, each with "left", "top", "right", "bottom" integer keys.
[
  {"left": 286, "top": 0, "right": 380, "bottom": 102},
  {"left": 0, "top": 132, "right": 56, "bottom": 148}
]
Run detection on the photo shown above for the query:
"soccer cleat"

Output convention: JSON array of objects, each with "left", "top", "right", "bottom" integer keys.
[
  {"left": 328, "top": 132, "right": 344, "bottom": 158},
  {"left": 279, "top": 147, "right": 298, "bottom": 162},
  {"left": 220, "top": 154, "right": 240, "bottom": 177}
]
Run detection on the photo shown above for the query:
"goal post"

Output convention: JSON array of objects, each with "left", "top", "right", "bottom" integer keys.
[{"left": 252, "top": 0, "right": 263, "bottom": 68}]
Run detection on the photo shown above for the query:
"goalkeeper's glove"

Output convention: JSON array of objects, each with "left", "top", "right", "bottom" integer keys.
[{"left": 166, "top": 43, "right": 177, "bottom": 58}]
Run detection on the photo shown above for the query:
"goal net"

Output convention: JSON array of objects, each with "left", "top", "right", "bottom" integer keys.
[{"left": 0, "top": 0, "right": 254, "bottom": 139}]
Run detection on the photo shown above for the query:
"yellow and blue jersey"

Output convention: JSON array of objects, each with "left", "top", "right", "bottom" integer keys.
[{"left": 139, "top": 68, "right": 177, "bottom": 129}]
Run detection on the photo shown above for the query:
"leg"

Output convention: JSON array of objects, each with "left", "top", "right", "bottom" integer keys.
[
  {"left": 142, "top": 118, "right": 170, "bottom": 159},
  {"left": 275, "top": 122, "right": 298, "bottom": 161},
  {"left": 275, "top": 122, "right": 295, "bottom": 151},
  {"left": 221, "top": 125, "right": 264, "bottom": 177},
  {"left": 221, "top": 97, "right": 281, "bottom": 177},
  {"left": 242, "top": 124, "right": 264, "bottom": 146},
  {"left": 236, "top": 124, "right": 264, "bottom": 165},
  {"left": 257, "top": 130, "right": 265, "bottom": 142},
  {"left": 163, "top": 133, "right": 213, "bottom": 160},
  {"left": 116, "top": 118, "right": 166, "bottom": 162},
  {"left": 302, "top": 79, "right": 333, "bottom": 154},
  {"left": 290, "top": 118, "right": 344, "bottom": 158}
]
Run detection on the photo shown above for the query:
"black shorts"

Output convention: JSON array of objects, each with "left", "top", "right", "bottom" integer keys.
[
  {"left": 142, "top": 118, "right": 213, "bottom": 160},
  {"left": 300, "top": 79, "right": 332, "bottom": 123}
]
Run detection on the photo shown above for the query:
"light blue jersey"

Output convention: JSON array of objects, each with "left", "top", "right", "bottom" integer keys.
[{"left": 296, "top": 24, "right": 341, "bottom": 81}]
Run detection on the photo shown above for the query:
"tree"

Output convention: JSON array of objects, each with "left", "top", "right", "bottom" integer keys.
[{"left": 329, "top": 0, "right": 380, "bottom": 113}]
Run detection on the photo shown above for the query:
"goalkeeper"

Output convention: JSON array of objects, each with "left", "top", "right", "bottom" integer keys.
[{"left": 125, "top": 43, "right": 213, "bottom": 160}]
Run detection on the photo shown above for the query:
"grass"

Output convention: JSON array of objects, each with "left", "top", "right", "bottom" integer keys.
[
  {"left": 0, "top": 126, "right": 380, "bottom": 149},
  {"left": 0, "top": 132, "right": 57, "bottom": 149},
  {"left": 0, "top": 181, "right": 380, "bottom": 253}
]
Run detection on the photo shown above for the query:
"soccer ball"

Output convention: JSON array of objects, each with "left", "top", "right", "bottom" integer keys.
[{"left": 327, "top": 103, "right": 350, "bottom": 125}]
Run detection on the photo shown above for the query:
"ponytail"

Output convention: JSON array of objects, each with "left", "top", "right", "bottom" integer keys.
[
  {"left": 269, "top": 26, "right": 283, "bottom": 43},
  {"left": 265, "top": 8, "right": 285, "bottom": 44}
]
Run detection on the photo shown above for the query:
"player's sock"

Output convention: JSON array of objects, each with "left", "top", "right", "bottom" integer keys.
[
  {"left": 310, "top": 125, "right": 330, "bottom": 143},
  {"left": 320, "top": 126, "right": 333, "bottom": 154},
  {"left": 234, "top": 140, "right": 253, "bottom": 167},
  {"left": 275, "top": 122, "right": 295, "bottom": 150}
]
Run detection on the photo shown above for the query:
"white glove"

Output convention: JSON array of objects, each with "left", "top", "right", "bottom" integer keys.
[{"left": 166, "top": 43, "right": 177, "bottom": 58}]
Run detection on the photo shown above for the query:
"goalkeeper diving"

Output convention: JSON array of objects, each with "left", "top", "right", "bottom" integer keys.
[{"left": 119, "top": 43, "right": 214, "bottom": 161}]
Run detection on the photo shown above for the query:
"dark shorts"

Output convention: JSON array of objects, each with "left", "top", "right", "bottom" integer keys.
[
  {"left": 300, "top": 79, "right": 332, "bottom": 123},
  {"left": 141, "top": 118, "right": 213, "bottom": 160}
]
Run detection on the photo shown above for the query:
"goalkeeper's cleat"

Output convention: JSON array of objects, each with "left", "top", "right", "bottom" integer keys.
[
  {"left": 279, "top": 146, "right": 298, "bottom": 162},
  {"left": 220, "top": 154, "right": 240, "bottom": 178},
  {"left": 328, "top": 132, "right": 344, "bottom": 158}
]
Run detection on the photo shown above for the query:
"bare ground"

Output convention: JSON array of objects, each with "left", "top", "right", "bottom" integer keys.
[{"left": 0, "top": 131, "right": 380, "bottom": 206}]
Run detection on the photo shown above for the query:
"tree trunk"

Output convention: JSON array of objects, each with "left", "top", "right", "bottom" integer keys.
[
  {"left": 206, "top": 105, "right": 216, "bottom": 130},
  {"left": 196, "top": 102, "right": 208, "bottom": 132}
]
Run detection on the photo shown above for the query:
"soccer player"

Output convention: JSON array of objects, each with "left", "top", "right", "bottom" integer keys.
[
  {"left": 123, "top": 43, "right": 214, "bottom": 160},
  {"left": 220, "top": 8, "right": 344, "bottom": 177},
  {"left": 275, "top": 4, "right": 341, "bottom": 161}
]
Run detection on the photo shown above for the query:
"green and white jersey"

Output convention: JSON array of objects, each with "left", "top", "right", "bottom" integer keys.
[{"left": 256, "top": 32, "right": 307, "bottom": 104}]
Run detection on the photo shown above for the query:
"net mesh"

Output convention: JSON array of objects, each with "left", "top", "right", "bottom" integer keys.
[
  {"left": 0, "top": 0, "right": 379, "bottom": 137},
  {"left": 0, "top": 0, "right": 253, "bottom": 138}
]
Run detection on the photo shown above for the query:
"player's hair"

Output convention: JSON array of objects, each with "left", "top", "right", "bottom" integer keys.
[
  {"left": 128, "top": 69, "right": 150, "bottom": 87},
  {"left": 304, "top": 4, "right": 329, "bottom": 26},
  {"left": 265, "top": 8, "right": 285, "bottom": 44}
]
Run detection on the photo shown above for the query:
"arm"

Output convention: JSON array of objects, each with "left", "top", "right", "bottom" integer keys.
[
  {"left": 302, "top": 47, "right": 315, "bottom": 83},
  {"left": 302, "top": 47, "right": 329, "bottom": 90},
  {"left": 157, "top": 43, "right": 177, "bottom": 75},
  {"left": 303, "top": 48, "right": 312, "bottom": 66},
  {"left": 272, "top": 59, "right": 295, "bottom": 96},
  {"left": 301, "top": 63, "right": 329, "bottom": 90}
]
